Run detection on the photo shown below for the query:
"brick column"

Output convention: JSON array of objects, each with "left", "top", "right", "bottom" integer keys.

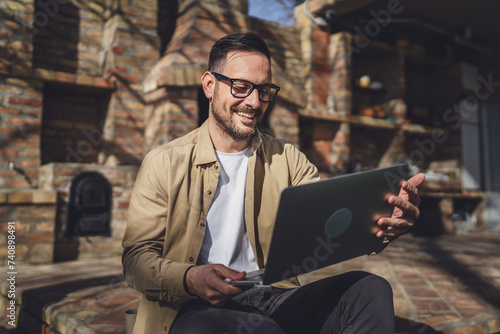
[
  {"left": 0, "top": 0, "right": 34, "bottom": 76},
  {"left": 143, "top": 86, "right": 200, "bottom": 151},
  {"left": 329, "top": 32, "right": 353, "bottom": 116},
  {"left": 0, "top": 1, "right": 40, "bottom": 189},
  {"left": 99, "top": 0, "right": 160, "bottom": 165},
  {"left": 0, "top": 78, "right": 43, "bottom": 189},
  {"left": 303, "top": 120, "right": 350, "bottom": 175},
  {"left": 295, "top": 3, "right": 331, "bottom": 114},
  {"left": 295, "top": 4, "right": 350, "bottom": 174},
  {"left": 267, "top": 105, "right": 300, "bottom": 145}
]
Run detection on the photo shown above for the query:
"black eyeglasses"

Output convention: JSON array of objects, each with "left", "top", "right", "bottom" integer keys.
[{"left": 212, "top": 72, "right": 280, "bottom": 102}]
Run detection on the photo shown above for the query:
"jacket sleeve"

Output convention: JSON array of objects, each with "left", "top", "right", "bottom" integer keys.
[
  {"left": 285, "top": 143, "right": 321, "bottom": 186},
  {"left": 121, "top": 151, "right": 195, "bottom": 305}
]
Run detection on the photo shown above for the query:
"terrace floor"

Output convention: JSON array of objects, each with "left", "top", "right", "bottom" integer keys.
[{"left": 1, "top": 232, "right": 500, "bottom": 334}]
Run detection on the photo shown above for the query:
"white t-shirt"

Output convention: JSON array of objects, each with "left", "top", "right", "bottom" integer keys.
[{"left": 197, "top": 146, "right": 259, "bottom": 272}]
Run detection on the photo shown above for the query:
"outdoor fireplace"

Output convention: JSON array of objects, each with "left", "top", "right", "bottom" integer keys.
[{"left": 66, "top": 171, "right": 112, "bottom": 236}]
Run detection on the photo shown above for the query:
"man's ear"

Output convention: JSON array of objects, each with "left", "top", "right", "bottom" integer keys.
[{"left": 201, "top": 71, "right": 214, "bottom": 100}]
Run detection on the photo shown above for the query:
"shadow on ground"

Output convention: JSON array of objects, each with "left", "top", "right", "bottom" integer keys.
[{"left": 396, "top": 316, "right": 444, "bottom": 333}]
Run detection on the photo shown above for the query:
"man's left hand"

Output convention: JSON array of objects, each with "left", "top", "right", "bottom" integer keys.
[{"left": 376, "top": 173, "right": 426, "bottom": 239}]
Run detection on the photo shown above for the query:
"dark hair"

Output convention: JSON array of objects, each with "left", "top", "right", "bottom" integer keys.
[{"left": 208, "top": 33, "right": 271, "bottom": 71}]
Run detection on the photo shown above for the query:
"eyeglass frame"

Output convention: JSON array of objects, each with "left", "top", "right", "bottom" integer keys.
[{"left": 211, "top": 72, "right": 280, "bottom": 102}]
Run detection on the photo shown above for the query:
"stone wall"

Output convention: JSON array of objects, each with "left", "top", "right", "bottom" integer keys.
[
  {"left": 0, "top": 0, "right": 483, "bottom": 266},
  {"left": 0, "top": 163, "right": 138, "bottom": 265},
  {"left": 143, "top": 1, "right": 307, "bottom": 151},
  {"left": 0, "top": 77, "right": 43, "bottom": 189},
  {"left": 0, "top": 0, "right": 160, "bottom": 183},
  {"left": 0, "top": 190, "right": 57, "bottom": 264},
  {"left": 39, "top": 163, "right": 139, "bottom": 262},
  {"left": 1, "top": 0, "right": 158, "bottom": 264},
  {"left": 98, "top": 0, "right": 160, "bottom": 165},
  {"left": 40, "top": 83, "right": 111, "bottom": 165}
]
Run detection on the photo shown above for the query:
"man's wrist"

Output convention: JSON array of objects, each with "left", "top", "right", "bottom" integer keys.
[{"left": 183, "top": 266, "right": 196, "bottom": 296}]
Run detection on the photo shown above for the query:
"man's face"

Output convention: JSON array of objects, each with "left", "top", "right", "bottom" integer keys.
[{"left": 209, "top": 51, "right": 272, "bottom": 140}]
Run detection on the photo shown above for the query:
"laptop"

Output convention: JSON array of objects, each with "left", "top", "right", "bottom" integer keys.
[{"left": 227, "top": 163, "right": 411, "bottom": 286}]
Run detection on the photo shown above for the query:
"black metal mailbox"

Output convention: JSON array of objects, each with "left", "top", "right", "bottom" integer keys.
[{"left": 66, "top": 171, "right": 112, "bottom": 236}]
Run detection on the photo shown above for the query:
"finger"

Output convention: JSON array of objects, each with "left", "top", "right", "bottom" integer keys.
[
  {"left": 378, "top": 217, "right": 412, "bottom": 229},
  {"left": 390, "top": 195, "right": 419, "bottom": 220},
  {"left": 213, "top": 264, "right": 246, "bottom": 280},
  {"left": 400, "top": 179, "right": 420, "bottom": 206},
  {"left": 408, "top": 173, "right": 426, "bottom": 188},
  {"left": 376, "top": 227, "right": 409, "bottom": 238},
  {"left": 205, "top": 287, "right": 231, "bottom": 306},
  {"left": 402, "top": 173, "right": 425, "bottom": 193},
  {"left": 205, "top": 274, "right": 243, "bottom": 304},
  {"left": 376, "top": 218, "right": 413, "bottom": 237},
  {"left": 208, "top": 268, "right": 246, "bottom": 294}
]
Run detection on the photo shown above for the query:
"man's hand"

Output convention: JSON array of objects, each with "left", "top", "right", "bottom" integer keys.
[
  {"left": 377, "top": 172, "right": 425, "bottom": 239},
  {"left": 184, "top": 264, "right": 247, "bottom": 306}
]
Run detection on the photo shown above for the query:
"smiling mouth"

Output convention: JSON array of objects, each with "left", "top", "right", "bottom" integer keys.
[{"left": 236, "top": 111, "right": 256, "bottom": 119}]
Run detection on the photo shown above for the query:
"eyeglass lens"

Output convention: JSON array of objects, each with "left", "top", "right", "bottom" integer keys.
[{"left": 231, "top": 80, "right": 277, "bottom": 102}]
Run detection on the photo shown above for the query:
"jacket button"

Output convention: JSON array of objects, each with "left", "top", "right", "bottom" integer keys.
[
  {"left": 214, "top": 164, "right": 219, "bottom": 169},
  {"left": 164, "top": 326, "right": 168, "bottom": 331},
  {"left": 207, "top": 190, "right": 212, "bottom": 195},
  {"left": 200, "top": 222, "right": 205, "bottom": 227},
  {"left": 189, "top": 257, "right": 194, "bottom": 262}
]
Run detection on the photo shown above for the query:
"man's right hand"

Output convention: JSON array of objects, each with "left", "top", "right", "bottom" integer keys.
[{"left": 184, "top": 264, "right": 247, "bottom": 306}]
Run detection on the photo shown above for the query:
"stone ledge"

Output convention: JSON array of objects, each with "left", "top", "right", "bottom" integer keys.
[
  {"left": 38, "top": 163, "right": 140, "bottom": 191},
  {"left": 8, "top": 66, "right": 114, "bottom": 90},
  {"left": 0, "top": 190, "right": 57, "bottom": 205},
  {"left": 0, "top": 257, "right": 140, "bottom": 334}
]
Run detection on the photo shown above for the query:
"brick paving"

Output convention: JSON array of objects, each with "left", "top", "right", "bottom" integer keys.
[{"left": 1, "top": 233, "right": 500, "bottom": 334}]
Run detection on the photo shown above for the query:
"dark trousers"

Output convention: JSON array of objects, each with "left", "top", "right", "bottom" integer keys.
[{"left": 170, "top": 271, "right": 395, "bottom": 334}]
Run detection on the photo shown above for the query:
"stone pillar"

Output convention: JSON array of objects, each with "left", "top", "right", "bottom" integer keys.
[
  {"left": 143, "top": 86, "right": 200, "bottom": 151},
  {"left": 99, "top": 0, "right": 160, "bottom": 165},
  {"left": 0, "top": 0, "right": 34, "bottom": 76},
  {"left": 0, "top": 1, "right": 41, "bottom": 189},
  {"left": 0, "top": 77, "right": 43, "bottom": 189},
  {"left": 267, "top": 105, "right": 300, "bottom": 145},
  {"left": 328, "top": 32, "right": 352, "bottom": 116},
  {"left": 295, "top": 3, "right": 331, "bottom": 114}
]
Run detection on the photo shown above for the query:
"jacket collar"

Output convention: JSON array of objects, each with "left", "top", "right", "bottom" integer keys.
[{"left": 194, "top": 121, "right": 263, "bottom": 166}]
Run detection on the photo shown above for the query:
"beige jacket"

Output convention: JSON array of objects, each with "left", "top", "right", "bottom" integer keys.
[{"left": 122, "top": 121, "right": 319, "bottom": 333}]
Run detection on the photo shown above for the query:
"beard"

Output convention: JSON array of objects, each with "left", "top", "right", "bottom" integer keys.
[{"left": 211, "top": 102, "right": 262, "bottom": 140}]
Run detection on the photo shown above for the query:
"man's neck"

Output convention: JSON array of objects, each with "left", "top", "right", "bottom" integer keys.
[{"left": 208, "top": 120, "right": 252, "bottom": 153}]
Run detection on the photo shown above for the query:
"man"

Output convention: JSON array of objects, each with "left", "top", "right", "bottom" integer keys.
[{"left": 122, "top": 32, "right": 425, "bottom": 333}]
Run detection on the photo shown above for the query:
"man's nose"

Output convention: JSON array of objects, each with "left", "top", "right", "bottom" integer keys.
[{"left": 244, "top": 88, "right": 262, "bottom": 109}]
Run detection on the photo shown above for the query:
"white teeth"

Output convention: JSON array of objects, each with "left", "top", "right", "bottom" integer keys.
[{"left": 237, "top": 111, "right": 255, "bottom": 119}]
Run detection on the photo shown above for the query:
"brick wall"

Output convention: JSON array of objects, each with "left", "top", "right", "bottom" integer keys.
[
  {"left": 328, "top": 32, "right": 352, "bottom": 116},
  {"left": 0, "top": 0, "right": 159, "bottom": 264},
  {"left": 99, "top": 0, "right": 159, "bottom": 165},
  {"left": 300, "top": 119, "right": 350, "bottom": 174},
  {"left": 2, "top": 0, "right": 160, "bottom": 170},
  {"left": 39, "top": 163, "right": 138, "bottom": 262},
  {"left": 0, "top": 0, "right": 484, "bottom": 266},
  {"left": 41, "top": 82, "right": 111, "bottom": 164},
  {"left": 295, "top": 4, "right": 331, "bottom": 114},
  {"left": 0, "top": 77, "right": 43, "bottom": 190},
  {"left": 32, "top": 0, "right": 104, "bottom": 76},
  {"left": 0, "top": 190, "right": 57, "bottom": 264},
  {"left": 143, "top": 1, "right": 307, "bottom": 151},
  {"left": 265, "top": 104, "right": 300, "bottom": 144},
  {"left": 144, "top": 87, "right": 200, "bottom": 150},
  {"left": 0, "top": 162, "right": 138, "bottom": 265}
]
